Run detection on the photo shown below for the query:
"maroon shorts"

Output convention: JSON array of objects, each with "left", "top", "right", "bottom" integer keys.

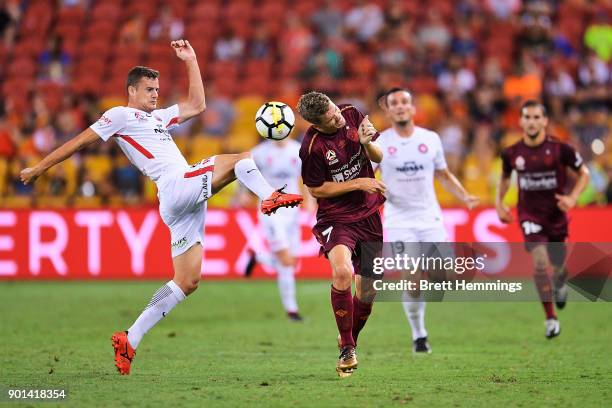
[
  {"left": 521, "top": 219, "right": 567, "bottom": 252},
  {"left": 312, "top": 211, "right": 383, "bottom": 277}
]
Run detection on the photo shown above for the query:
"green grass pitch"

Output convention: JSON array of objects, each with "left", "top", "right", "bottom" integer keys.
[{"left": 1, "top": 281, "right": 610, "bottom": 407}]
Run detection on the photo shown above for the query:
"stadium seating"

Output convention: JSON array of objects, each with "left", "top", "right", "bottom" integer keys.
[{"left": 0, "top": 0, "right": 609, "bottom": 208}]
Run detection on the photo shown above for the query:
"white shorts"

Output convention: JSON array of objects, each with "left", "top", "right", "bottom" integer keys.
[
  {"left": 385, "top": 224, "right": 447, "bottom": 243},
  {"left": 385, "top": 224, "right": 450, "bottom": 259},
  {"left": 258, "top": 207, "right": 300, "bottom": 253},
  {"left": 158, "top": 156, "right": 216, "bottom": 257}
]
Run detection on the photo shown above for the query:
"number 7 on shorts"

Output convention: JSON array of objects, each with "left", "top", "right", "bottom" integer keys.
[{"left": 322, "top": 226, "right": 334, "bottom": 243}]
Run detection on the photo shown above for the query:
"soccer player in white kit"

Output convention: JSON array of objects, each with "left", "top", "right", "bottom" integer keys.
[
  {"left": 376, "top": 88, "right": 478, "bottom": 353},
  {"left": 244, "top": 138, "right": 314, "bottom": 321},
  {"left": 20, "top": 40, "right": 303, "bottom": 375}
]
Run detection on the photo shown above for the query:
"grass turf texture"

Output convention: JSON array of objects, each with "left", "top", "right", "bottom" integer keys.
[{"left": 1, "top": 281, "right": 610, "bottom": 407}]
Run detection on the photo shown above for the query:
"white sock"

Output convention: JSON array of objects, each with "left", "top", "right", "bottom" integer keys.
[
  {"left": 275, "top": 260, "right": 298, "bottom": 313},
  {"left": 127, "top": 280, "right": 186, "bottom": 349},
  {"left": 235, "top": 158, "right": 275, "bottom": 200},
  {"left": 402, "top": 291, "right": 427, "bottom": 341}
]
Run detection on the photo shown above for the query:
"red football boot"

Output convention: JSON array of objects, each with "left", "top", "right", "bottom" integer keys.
[
  {"left": 111, "top": 331, "right": 136, "bottom": 375},
  {"left": 261, "top": 185, "right": 303, "bottom": 215}
]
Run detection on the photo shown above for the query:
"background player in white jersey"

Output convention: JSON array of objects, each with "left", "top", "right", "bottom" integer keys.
[
  {"left": 242, "top": 137, "right": 315, "bottom": 321},
  {"left": 19, "top": 40, "right": 302, "bottom": 375},
  {"left": 377, "top": 88, "right": 479, "bottom": 353}
]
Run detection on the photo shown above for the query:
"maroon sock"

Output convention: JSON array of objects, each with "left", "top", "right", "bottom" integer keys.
[
  {"left": 534, "top": 270, "right": 556, "bottom": 319},
  {"left": 331, "top": 286, "right": 354, "bottom": 348},
  {"left": 352, "top": 296, "right": 373, "bottom": 346}
]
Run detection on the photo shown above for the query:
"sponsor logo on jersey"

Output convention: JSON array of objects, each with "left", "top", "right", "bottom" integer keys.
[
  {"left": 418, "top": 143, "right": 428, "bottom": 153},
  {"left": 201, "top": 172, "right": 209, "bottom": 200},
  {"left": 273, "top": 171, "right": 292, "bottom": 179},
  {"left": 395, "top": 161, "right": 425, "bottom": 176},
  {"left": 97, "top": 115, "right": 112, "bottom": 126},
  {"left": 154, "top": 124, "right": 172, "bottom": 140},
  {"left": 515, "top": 156, "right": 525, "bottom": 170},
  {"left": 171, "top": 236, "right": 188, "bottom": 249},
  {"left": 518, "top": 171, "right": 557, "bottom": 191},
  {"left": 330, "top": 148, "right": 363, "bottom": 181},
  {"left": 326, "top": 150, "right": 338, "bottom": 164}
]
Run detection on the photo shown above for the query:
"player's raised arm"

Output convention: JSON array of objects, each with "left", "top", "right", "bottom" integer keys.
[
  {"left": 20, "top": 128, "right": 100, "bottom": 185},
  {"left": 359, "top": 116, "right": 383, "bottom": 163},
  {"left": 172, "top": 39, "right": 206, "bottom": 123},
  {"left": 435, "top": 168, "right": 479, "bottom": 210}
]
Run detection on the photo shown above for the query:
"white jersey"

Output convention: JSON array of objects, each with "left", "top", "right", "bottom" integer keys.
[
  {"left": 252, "top": 140, "right": 302, "bottom": 194},
  {"left": 377, "top": 126, "right": 447, "bottom": 229},
  {"left": 90, "top": 105, "right": 188, "bottom": 183}
]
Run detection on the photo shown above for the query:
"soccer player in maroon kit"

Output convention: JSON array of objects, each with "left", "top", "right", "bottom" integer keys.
[
  {"left": 297, "top": 91, "right": 386, "bottom": 377},
  {"left": 496, "top": 100, "right": 590, "bottom": 339}
]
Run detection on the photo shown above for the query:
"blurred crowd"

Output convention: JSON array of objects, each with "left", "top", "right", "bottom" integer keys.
[{"left": 0, "top": 0, "right": 610, "bottom": 209}]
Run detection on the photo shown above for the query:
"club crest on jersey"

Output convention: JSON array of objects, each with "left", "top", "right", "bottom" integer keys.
[
  {"left": 418, "top": 143, "right": 428, "bottom": 153},
  {"left": 326, "top": 150, "right": 338, "bottom": 164},
  {"left": 388, "top": 146, "right": 397, "bottom": 156},
  {"left": 515, "top": 156, "right": 525, "bottom": 170},
  {"left": 134, "top": 112, "right": 148, "bottom": 123}
]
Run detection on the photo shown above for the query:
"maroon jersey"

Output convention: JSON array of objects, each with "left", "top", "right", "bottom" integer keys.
[
  {"left": 300, "top": 105, "right": 385, "bottom": 226},
  {"left": 501, "top": 136, "right": 583, "bottom": 238}
]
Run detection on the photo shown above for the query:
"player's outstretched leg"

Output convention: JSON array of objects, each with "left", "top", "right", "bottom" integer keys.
[
  {"left": 211, "top": 152, "right": 303, "bottom": 215},
  {"left": 328, "top": 245, "right": 357, "bottom": 377},
  {"left": 530, "top": 245, "right": 559, "bottom": 338},
  {"left": 112, "top": 244, "right": 201, "bottom": 374}
]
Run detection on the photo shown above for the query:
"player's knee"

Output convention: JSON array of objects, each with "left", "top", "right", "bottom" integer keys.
[
  {"left": 333, "top": 263, "right": 353, "bottom": 289},
  {"left": 178, "top": 278, "right": 200, "bottom": 296},
  {"left": 548, "top": 246, "right": 566, "bottom": 267},
  {"left": 533, "top": 258, "right": 549, "bottom": 272},
  {"left": 277, "top": 253, "right": 294, "bottom": 267},
  {"left": 237, "top": 151, "right": 252, "bottom": 161}
]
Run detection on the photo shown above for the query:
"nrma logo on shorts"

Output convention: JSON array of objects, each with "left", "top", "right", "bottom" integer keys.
[
  {"left": 396, "top": 161, "right": 424, "bottom": 176},
  {"left": 171, "top": 236, "right": 188, "bottom": 249}
]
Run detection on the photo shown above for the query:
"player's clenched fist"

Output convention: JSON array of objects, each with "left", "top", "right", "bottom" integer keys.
[
  {"left": 555, "top": 194, "right": 576, "bottom": 212},
  {"left": 358, "top": 115, "right": 377, "bottom": 145},
  {"left": 20, "top": 167, "right": 41, "bottom": 185},
  {"left": 171, "top": 39, "right": 196, "bottom": 61},
  {"left": 357, "top": 178, "right": 386, "bottom": 194},
  {"left": 496, "top": 203, "right": 514, "bottom": 224}
]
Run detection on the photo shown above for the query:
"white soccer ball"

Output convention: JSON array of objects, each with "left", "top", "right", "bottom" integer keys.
[{"left": 255, "top": 101, "right": 295, "bottom": 141}]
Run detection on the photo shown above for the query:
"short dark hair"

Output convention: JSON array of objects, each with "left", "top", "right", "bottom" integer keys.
[
  {"left": 296, "top": 91, "right": 331, "bottom": 124},
  {"left": 378, "top": 87, "right": 412, "bottom": 108},
  {"left": 520, "top": 100, "right": 547, "bottom": 117},
  {"left": 126, "top": 66, "right": 159, "bottom": 90}
]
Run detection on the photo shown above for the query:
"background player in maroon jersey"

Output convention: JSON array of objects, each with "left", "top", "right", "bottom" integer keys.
[
  {"left": 496, "top": 100, "right": 590, "bottom": 339},
  {"left": 297, "top": 91, "right": 385, "bottom": 377}
]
